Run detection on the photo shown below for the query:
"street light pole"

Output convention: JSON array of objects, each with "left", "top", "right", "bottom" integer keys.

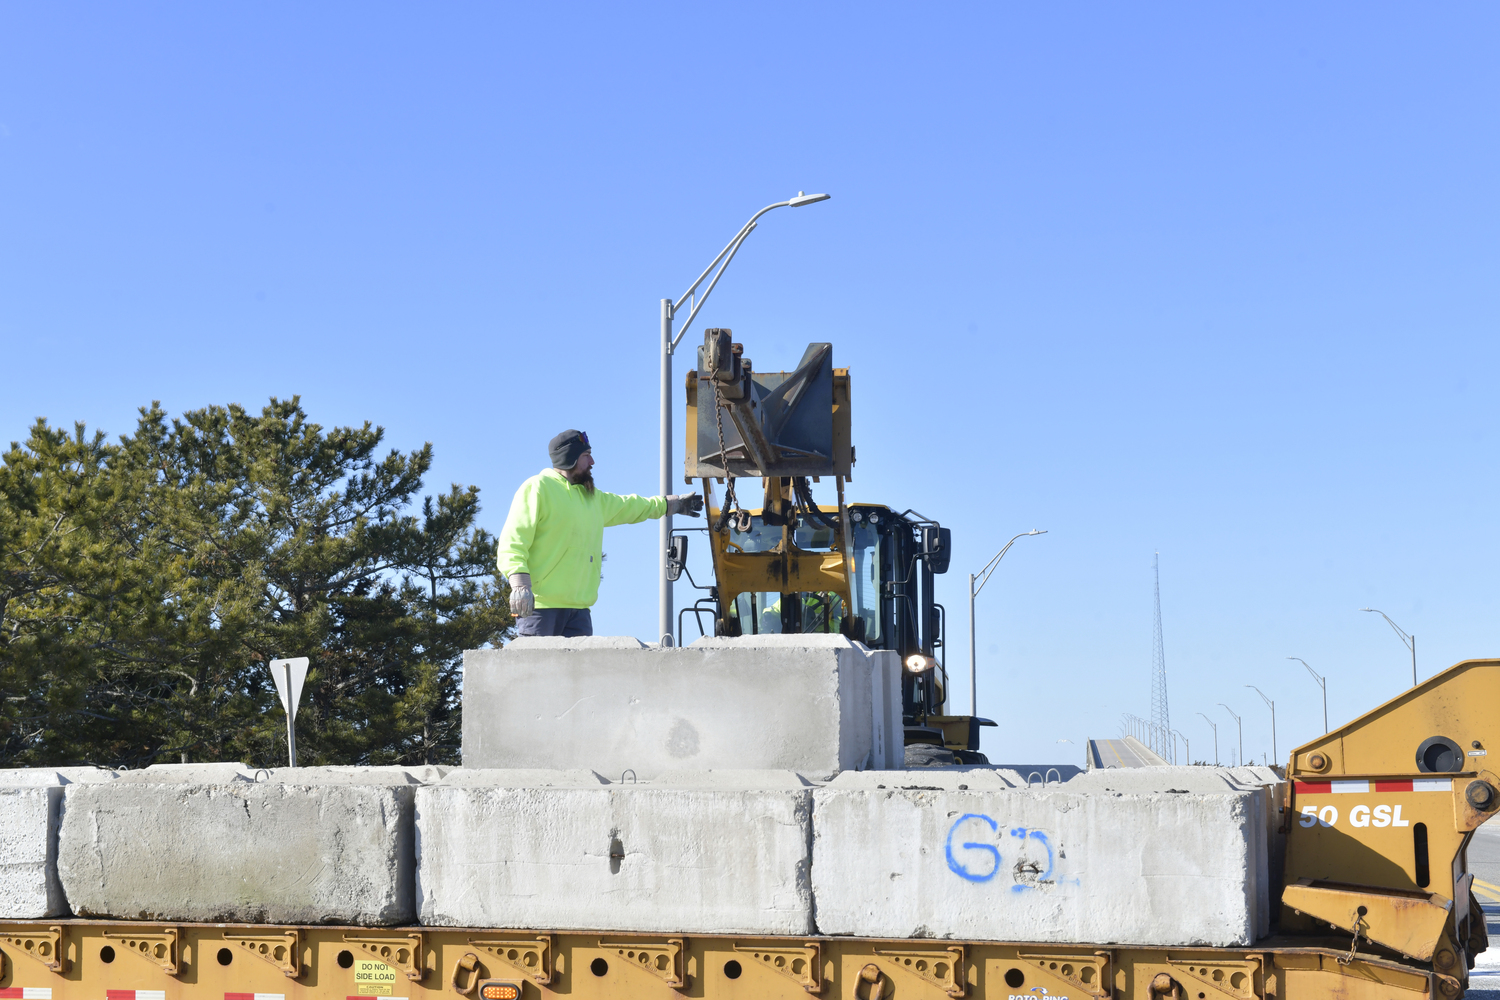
[
  {"left": 1246, "top": 684, "right": 1277, "bottom": 766},
  {"left": 1288, "top": 657, "right": 1327, "bottom": 733},
  {"left": 1171, "top": 728, "right": 1190, "bottom": 765},
  {"left": 1196, "top": 712, "right": 1219, "bottom": 765},
  {"left": 1362, "top": 608, "right": 1416, "bottom": 686},
  {"left": 968, "top": 529, "right": 1048, "bottom": 715},
  {"left": 1219, "top": 703, "right": 1243, "bottom": 767},
  {"left": 657, "top": 192, "right": 830, "bottom": 645}
]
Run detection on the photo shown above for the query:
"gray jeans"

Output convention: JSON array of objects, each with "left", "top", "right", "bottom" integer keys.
[{"left": 515, "top": 608, "right": 593, "bottom": 637}]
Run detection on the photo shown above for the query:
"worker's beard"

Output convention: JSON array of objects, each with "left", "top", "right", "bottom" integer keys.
[{"left": 565, "top": 467, "right": 595, "bottom": 494}]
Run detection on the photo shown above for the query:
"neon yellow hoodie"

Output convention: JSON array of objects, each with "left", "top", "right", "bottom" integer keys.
[{"left": 496, "top": 468, "right": 667, "bottom": 609}]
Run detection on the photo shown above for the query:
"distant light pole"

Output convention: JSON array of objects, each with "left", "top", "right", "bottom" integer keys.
[
  {"left": 1362, "top": 608, "right": 1416, "bottom": 686},
  {"left": 967, "top": 529, "right": 1048, "bottom": 715},
  {"left": 1246, "top": 685, "right": 1277, "bottom": 766},
  {"left": 1288, "top": 657, "right": 1327, "bottom": 733},
  {"left": 1219, "top": 703, "right": 1243, "bottom": 767},
  {"left": 1197, "top": 712, "right": 1219, "bottom": 765},
  {"left": 1171, "top": 728, "right": 1190, "bottom": 765},
  {"left": 658, "top": 192, "right": 831, "bottom": 645}
]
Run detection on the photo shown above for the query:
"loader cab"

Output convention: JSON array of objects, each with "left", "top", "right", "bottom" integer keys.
[{"left": 693, "top": 503, "right": 967, "bottom": 745}]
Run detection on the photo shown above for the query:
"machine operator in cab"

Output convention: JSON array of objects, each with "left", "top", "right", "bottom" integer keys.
[{"left": 497, "top": 429, "right": 703, "bottom": 637}]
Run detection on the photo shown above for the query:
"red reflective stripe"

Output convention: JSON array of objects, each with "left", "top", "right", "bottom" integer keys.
[
  {"left": 226, "top": 993, "right": 255, "bottom": 1000},
  {"left": 1375, "top": 780, "right": 1413, "bottom": 792},
  {"left": 0, "top": 989, "right": 24, "bottom": 998},
  {"left": 107, "top": 992, "right": 136, "bottom": 1000},
  {"left": 1295, "top": 781, "right": 1331, "bottom": 793}
]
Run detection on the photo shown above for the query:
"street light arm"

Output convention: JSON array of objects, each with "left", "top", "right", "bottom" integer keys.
[
  {"left": 1362, "top": 608, "right": 1413, "bottom": 650},
  {"left": 674, "top": 200, "right": 788, "bottom": 310},
  {"left": 1196, "top": 712, "right": 1216, "bottom": 733},
  {"left": 669, "top": 193, "right": 829, "bottom": 353},
  {"left": 1288, "top": 656, "right": 1324, "bottom": 689},
  {"left": 1245, "top": 684, "right": 1273, "bottom": 711},
  {"left": 972, "top": 530, "right": 1047, "bottom": 597},
  {"left": 670, "top": 222, "right": 758, "bottom": 348},
  {"left": 1218, "top": 703, "right": 1241, "bottom": 724}
]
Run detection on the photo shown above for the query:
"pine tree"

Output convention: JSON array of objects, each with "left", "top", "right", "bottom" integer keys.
[{"left": 0, "top": 397, "right": 510, "bottom": 767}]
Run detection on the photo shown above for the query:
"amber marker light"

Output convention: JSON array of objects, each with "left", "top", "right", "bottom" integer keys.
[{"left": 479, "top": 983, "right": 521, "bottom": 1000}]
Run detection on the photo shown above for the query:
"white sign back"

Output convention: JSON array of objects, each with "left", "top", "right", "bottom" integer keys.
[{"left": 269, "top": 657, "right": 309, "bottom": 718}]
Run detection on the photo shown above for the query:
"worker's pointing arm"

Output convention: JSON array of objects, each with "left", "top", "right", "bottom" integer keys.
[{"left": 597, "top": 491, "right": 702, "bottom": 527}]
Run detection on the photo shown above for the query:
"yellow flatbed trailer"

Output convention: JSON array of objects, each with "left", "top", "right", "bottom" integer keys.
[
  {"left": 6, "top": 656, "right": 1500, "bottom": 1000},
  {"left": 0, "top": 922, "right": 1442, "bottom": 1000}
]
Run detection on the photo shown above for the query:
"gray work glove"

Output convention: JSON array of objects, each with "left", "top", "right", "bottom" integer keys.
[
  {"left": 508, "top": 573, "right": 534, "bottom": 618},
  {"left": 666, "top": 493, "right": 704, "bottom": 517}
]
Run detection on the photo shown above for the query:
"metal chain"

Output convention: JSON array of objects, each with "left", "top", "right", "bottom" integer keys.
[
  {"left": 1336, "top": 912, "right": 1366, "bottom": 966},
  {"left": 708, "top": 376, "right": 742, "bottom": 533}
]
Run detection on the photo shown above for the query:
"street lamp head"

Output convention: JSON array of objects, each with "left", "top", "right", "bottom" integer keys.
[{"left": 788, "top": 191, "right": 831, "bottom": 207}]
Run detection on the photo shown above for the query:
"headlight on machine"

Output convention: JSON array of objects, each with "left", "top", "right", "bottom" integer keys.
[{"left": 904, "top": 653, "right": 937, "bottom": 674}]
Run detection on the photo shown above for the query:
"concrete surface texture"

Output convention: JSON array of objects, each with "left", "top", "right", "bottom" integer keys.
[
  {"left": 416, "top": 772, "right": 814, "bottom": 935},
  {"left": 58, "top": 777, "right": 415, "bottom": 925},
  {"left": 0, "top": 787, "right": 65, "bottom": 918},
  {"left": 462, "top": 634, "right": 901, "bottom": 780},
  {"left": 811, "top": 782, "right": 1265, "bottom": 946},
  {"left": 1067, "top": 764, "right": 1287, "bottom": 937},
  {"left": 0, "top": 767, "right": 117, "bottom": 918}
]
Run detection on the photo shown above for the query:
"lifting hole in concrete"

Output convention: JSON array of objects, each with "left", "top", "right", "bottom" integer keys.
[
  {"left": 1230, "top": 973, "right": 1246, "bottom": 990},
  {"left": 100, "top": 946, "right": 116, "bottom": 964},
  {"left": 724, "top": 960, "right": 743, "bottom": 979},
  {"left": 591, "top": 958, "right": 609, "bottom": 977},
  {"left": 338, "top": 950, "right": 355, "bottom": 969},
  {"left": 217, "top": 948, "right": 234, "bottom": 966},
  {"left": 1006, "top": 969, "right": 1025, "bottom": 988}
]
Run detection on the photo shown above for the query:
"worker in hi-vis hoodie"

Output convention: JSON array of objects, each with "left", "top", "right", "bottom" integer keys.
[{"left": 497, "top": 429, "right": 703, "bottom": 637}]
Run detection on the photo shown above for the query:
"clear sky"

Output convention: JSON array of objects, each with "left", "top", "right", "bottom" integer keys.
[{"left": 2, "top": 4, "right": 1496, "bottom": 767}]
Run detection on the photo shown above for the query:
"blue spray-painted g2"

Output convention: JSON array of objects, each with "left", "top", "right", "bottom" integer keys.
[{"left": 944, "top": 813, "right": 1055, "bottom": 891}]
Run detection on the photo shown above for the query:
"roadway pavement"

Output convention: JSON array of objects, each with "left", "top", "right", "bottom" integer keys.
[
  {"left": 1464, "top": 822, "right": 1500, "bottom": 996},
  {"left": 1087, "top": 738, "right": 1168, "bottom": 769}
]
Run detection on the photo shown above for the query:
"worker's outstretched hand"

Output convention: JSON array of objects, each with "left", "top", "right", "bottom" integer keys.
[
  {"left": 666, "top": 493, "right": 704, "bottom": 517},
  {"left": 508, "top": 573, "right": 534, "bottom": 618}
]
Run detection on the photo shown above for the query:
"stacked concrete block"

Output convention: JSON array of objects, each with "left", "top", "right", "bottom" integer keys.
[
  {"left": 58, "top": 767, "right": 418, "bottom": 925},
  {"left": 812, "top": 770, "right": 1267, "bottom": 946},
  {"left": 462, "top": 634, "right": 901, "bottom": 780},
  {"left": 1065, "top": 765, "right": 1286, "bottom": 939},
  {"left": 0, "top": 767, "right": 116, "bottom": 918},
  {"left": 416, "top": 769, "right": 815, "bottom": 935}
]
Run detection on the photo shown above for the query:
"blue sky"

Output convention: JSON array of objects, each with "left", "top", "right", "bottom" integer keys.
[{"left": 2, "top": 5, "right": 1496, "bottom": 766}]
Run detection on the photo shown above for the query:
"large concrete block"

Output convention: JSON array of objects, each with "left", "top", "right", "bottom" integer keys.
[
  {"left": 1064, "top": 766, "right": 1284, "bottom": 938},
  {"left": 416, "top": 769, "right": 815, "bottom": 934},
  {"left": 812, "top": 773, "right": 1264, "bottom": 946},
  {"left": 58, "top": 770, "right": 415, "bottom": 925},
  {"left": 0, "top": 767, "right": 117, "bottom": 918},
  {"left": 462, "top": 634, "right": 901, "bottom": 780}
]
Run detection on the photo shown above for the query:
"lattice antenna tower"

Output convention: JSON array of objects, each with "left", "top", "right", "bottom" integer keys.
[{"left": 1150, "top": 552, "right": 1173, "bottom": 762}]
